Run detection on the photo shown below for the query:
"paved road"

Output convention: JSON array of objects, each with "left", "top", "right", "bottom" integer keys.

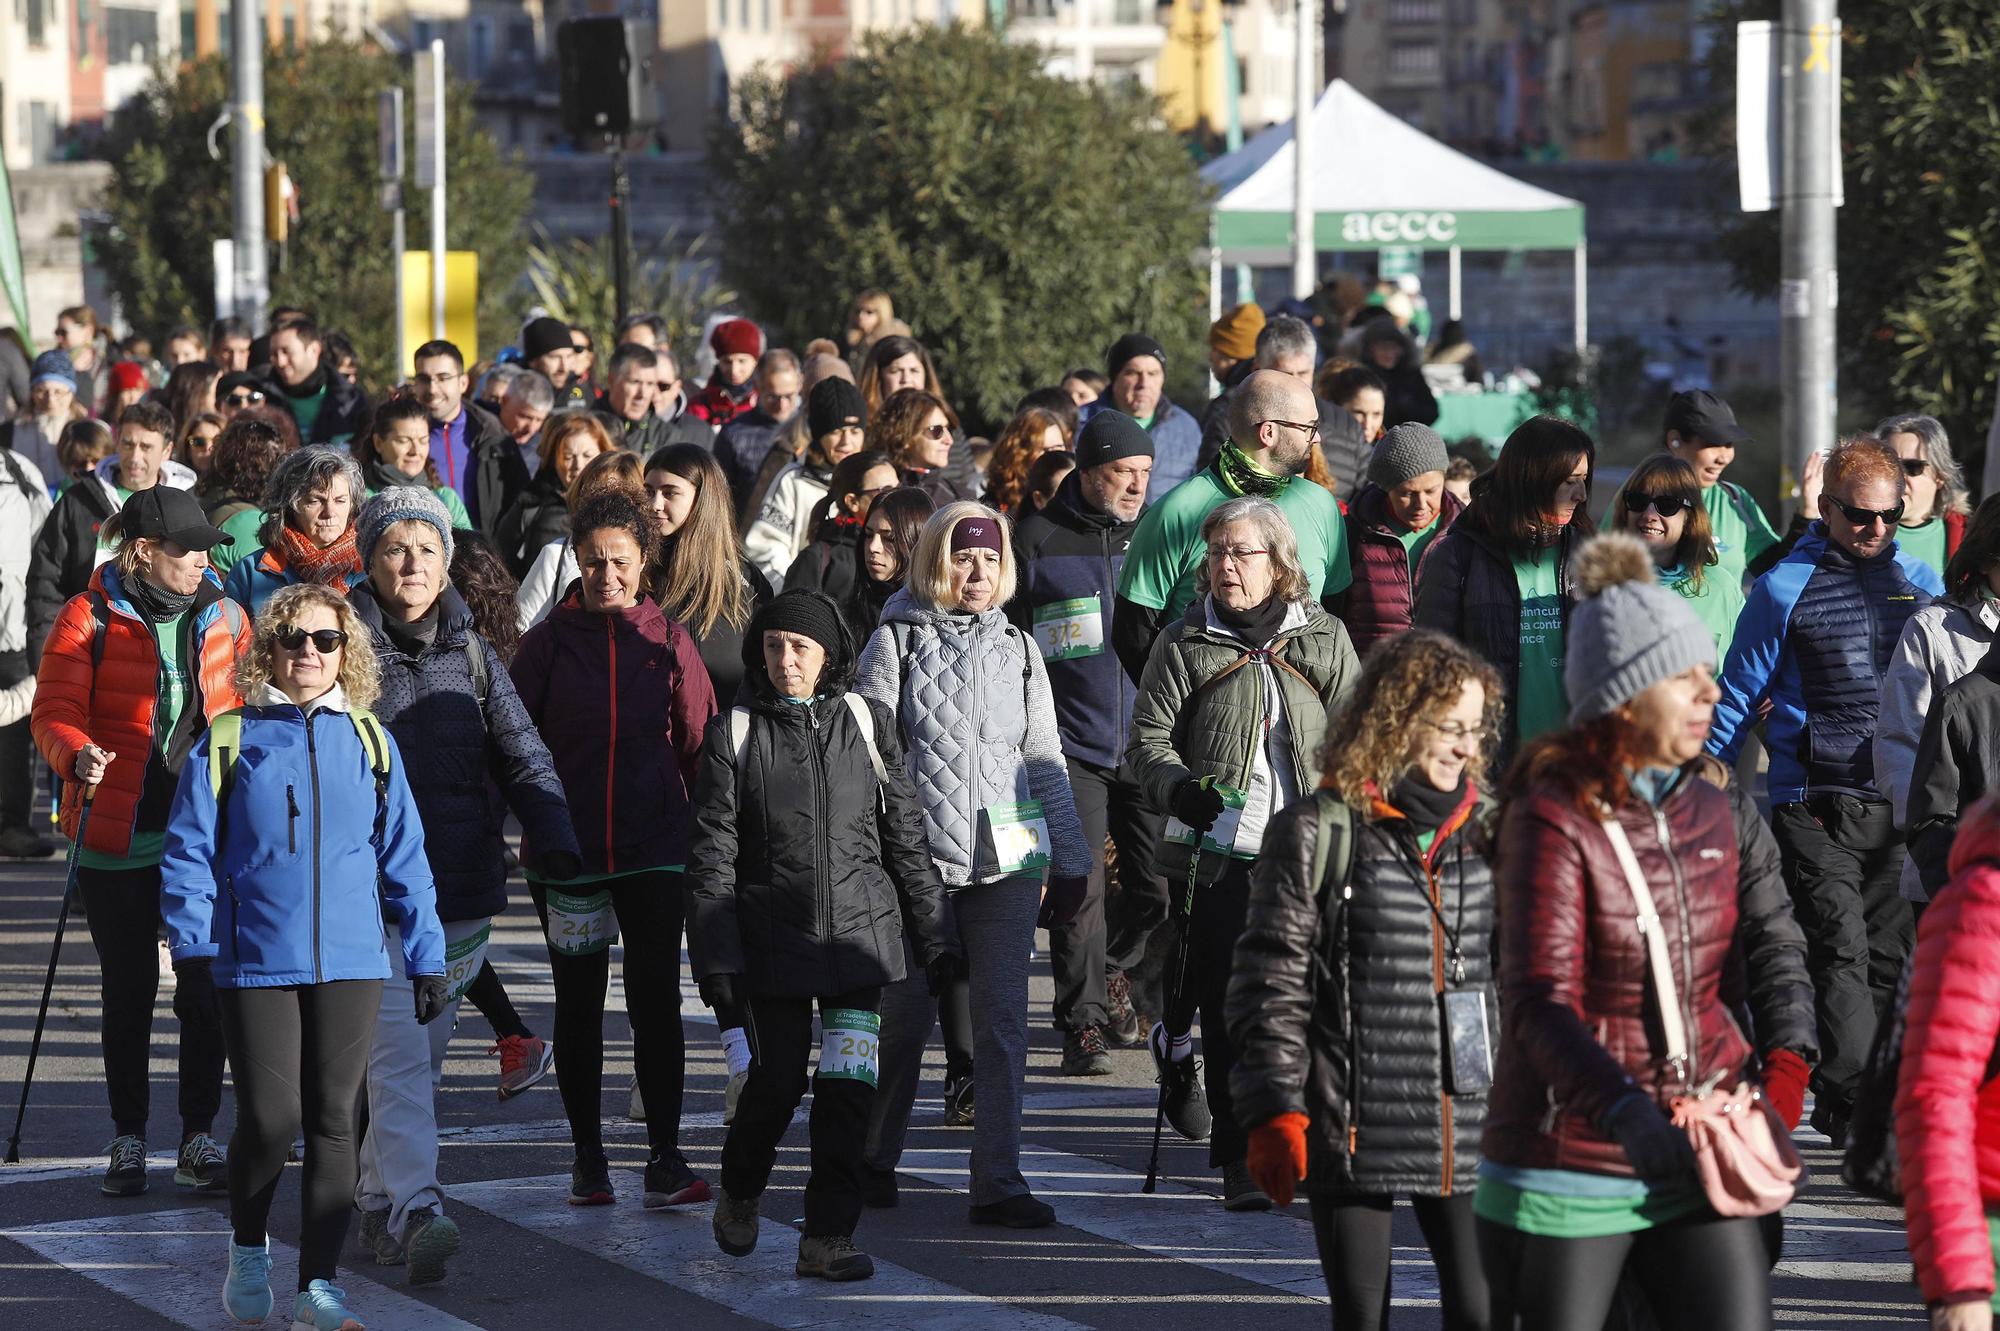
[{"left": 0, "top": 853, "right": 1927, "bottom": 1329}]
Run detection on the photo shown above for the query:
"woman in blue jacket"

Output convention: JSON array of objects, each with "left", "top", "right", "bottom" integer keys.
[{"left": 162, "top": 581, "right": 446, "bottom": 1331}]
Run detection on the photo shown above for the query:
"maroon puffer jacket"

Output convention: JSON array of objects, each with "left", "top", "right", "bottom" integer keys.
[
  {"left": 1339, "top": 483, "right": 1462, "bottom": 656},
  {"left": 1482, "top": 773, "right": 1753, "bottom": 1176}
]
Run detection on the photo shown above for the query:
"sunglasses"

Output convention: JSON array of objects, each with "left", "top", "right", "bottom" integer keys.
[
  {"left": 1900, "top": 457, "right": 1930, "bottom": 478},
  {"left": 919, "top": 423, "right": 951, "bottom": 441},
  {"left": 276, "top": 626, "right": 348, "bottom": 655},
  {"left": 224, "top": 390, "right": 265, "bottom": 406},
  {"left": 1832, "top": 498, "right": 1905, "bottom": 527},
  {"left": 1623, "top": 492, "right": 1692, "bottom": 519}
]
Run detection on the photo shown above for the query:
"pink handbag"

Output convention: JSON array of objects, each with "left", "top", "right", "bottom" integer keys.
[
  {"left": 1669, "top": 1082, "right": 1806, "bottom": 1217},
  {"left": 1601, "top": 814, "right": 1807, "bottom": 1218}
]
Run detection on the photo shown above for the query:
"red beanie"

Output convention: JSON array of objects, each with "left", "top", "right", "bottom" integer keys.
[
  {"left": 109, "top": 361, "right": 150, "bottom": 394},
  {"left": 709, "top": 318, "right": 763, "bottom": 360}
]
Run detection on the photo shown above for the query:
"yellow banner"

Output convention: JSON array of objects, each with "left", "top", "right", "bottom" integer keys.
[{"left": 400, "top": 251, "right": 479, "bottom": 371}]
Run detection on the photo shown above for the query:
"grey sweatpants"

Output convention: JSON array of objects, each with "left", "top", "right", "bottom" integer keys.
[{"left": 865, "top": 874, "right": 1038, "bottom": 1206}]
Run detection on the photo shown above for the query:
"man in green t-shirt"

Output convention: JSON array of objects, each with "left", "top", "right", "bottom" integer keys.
[
  {"left": 1601, "top": 390, "right": 1779, "bottom": 587},
  {"left": 1113, "top": 370, "right": 1352, "bottom": 683}
]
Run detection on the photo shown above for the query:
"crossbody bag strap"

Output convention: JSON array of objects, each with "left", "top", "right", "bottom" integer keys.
[{"left": 1599, "top": 812, "right": 1688, "bottom": 1069}]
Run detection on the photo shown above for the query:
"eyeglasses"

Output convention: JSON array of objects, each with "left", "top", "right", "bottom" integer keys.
[
  {"left": 919, "top": 423, "right": 951, "bottom": 441},
  {"left": 224, "top": 390, "right": 265, "bottom": 407},
  {"left": 1206, "top": 545, "right": 1270, "bottom": 563},
  {"left": 1268, "top": 418, "right": 1321, "bottom": 442},
  {"left": 276, "top": 626, "right": 348, "bottom": 655},
  {"left": 1622, "top": 492, "right": 1692, "bottom": 519},
  {"left": 1428, "top": 720, "right": 1494, "bottom": 742},
  {"left": 1832, "top": 498, "right": 1905, "bottom": 528},
  {"left": 1900, "top": 457, "right": 1931, "bottom": 478}
]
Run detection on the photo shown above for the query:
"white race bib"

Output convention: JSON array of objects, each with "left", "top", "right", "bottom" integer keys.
[
  {"left": 543, "top": 889, "right": 616, "bottom": 957},
  {"left": 977, "top": 801, "right": 1053, "bottom": 878},
  {"left": 1163, "top": 783, "right": 1255, "bottom": 860},
  {"left": 1032, "top": 595, "right": 1105, "bottom": 661},
  {"left": 442, "top": 922, "right": 492, "bottom": 1003},
  {"left": 818, "top": 1008, "right": 882, "bottom": 1087}
]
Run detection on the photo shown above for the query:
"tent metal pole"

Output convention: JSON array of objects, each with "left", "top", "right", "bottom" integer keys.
[
  {"left": 1448, "top": 245, "right": 1462, "bottom": 320},
  {"left": 1574, "top": 242, "right": 1589, "bottom": 354},
  {"left": 1290, "top": 0, "right": 1314, "bottom": 299}
]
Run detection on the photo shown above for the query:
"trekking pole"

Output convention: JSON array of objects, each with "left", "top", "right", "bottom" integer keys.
[
  {"left": 1143, "top": 844, "right": 1204, "bottom": 1195},
  {"left": 7, "top": 784, "right": 96, "bottom": 1164}
]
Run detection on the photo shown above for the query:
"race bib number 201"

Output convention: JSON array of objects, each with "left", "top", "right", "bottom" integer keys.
[{"left": 819, "top": 1008, "right": 881, "bottom": 1087}]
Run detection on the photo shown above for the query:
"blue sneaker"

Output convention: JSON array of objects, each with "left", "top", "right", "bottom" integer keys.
[
  {"left": 291, "top": 1279, "right": 364, "bottom": 1330},
  {"left": 221, "top": 1240, "right": 272, "bottom": 1324}
]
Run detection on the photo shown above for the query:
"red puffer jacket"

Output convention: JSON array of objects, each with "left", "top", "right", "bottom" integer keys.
[
  {"left": 1482, "top": 773, "right": 1753, "bottom": 1176},
  {"left": 1898, "top": 793, "right": 2000, "bottom": 1306},
  {"left": 1338, "top": 483, "right": 1462, "bottom": 656}
]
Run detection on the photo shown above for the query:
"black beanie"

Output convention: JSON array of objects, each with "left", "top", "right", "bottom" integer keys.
[
  {"left": 522, "top": 316, "right": 573, "bottom": 361},
  {"left": 1075, "top": 409, "right": 1155, "bottom": 469},
  {"left": 808, "top": 378, "right": 866, "bottom": 440},
  {"left": 1106, "top": 332, "right": 1167, "bottom": 382},
  {"left": 752, "top": 589, "right": 845, "bottom": 660}
]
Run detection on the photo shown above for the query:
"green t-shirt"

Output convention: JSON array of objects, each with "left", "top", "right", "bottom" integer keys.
[
  {"left": 1394, "top": 520, "right": 1441, "bottom": 580},
  {"left": 366, "top": 483, "right": 472, "bottom": 532},
  {"left": 1474, "top": 1173, "right": 1708, "bottom": 1238},
  {"left": 1899, "top": 515, "right": 1949, "bottom": 582},
  {"left": 1661, "top": 562, "right": 1746, "bottom": 662},
  {"left": 1511, "top": 549, "right": 1567, "bottom": 744},
  {"left": 77, "top": 611, "right": 188, "bottom": 872},
  {"left": 1118, "top": 468, "right": 1353, "bottom": 621},
  {"left": 286, "top": 383, "right": 328, "bottom": 439},
  {"left": 1598, "top": 477, "right": 1779, "bottom": 587},
  {"left": 210, "top": 505, "right": 266, "bottom": 578}
]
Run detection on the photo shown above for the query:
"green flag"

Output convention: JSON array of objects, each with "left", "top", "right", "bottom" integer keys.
[{"left": 0, "top": 159, "right": 30, "bottom": 350}]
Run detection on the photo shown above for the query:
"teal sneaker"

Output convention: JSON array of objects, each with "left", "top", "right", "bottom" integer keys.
[
  {"left": 221, "top": 1240, "right": 273, "bottom": 1324},
  {"left": 291, "top": 1278, "right": 364, "bottom": 1330}
]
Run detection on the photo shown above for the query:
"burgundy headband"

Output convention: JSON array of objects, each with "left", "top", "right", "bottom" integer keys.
[{"left": 951, "top": 516, "right": 1003, "bottom": 555}]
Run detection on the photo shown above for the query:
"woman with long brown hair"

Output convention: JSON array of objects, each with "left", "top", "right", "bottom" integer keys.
[
  {"left": 353, "top": 395, "right": 474, "bottom": 529},
  {"left": 982, "top": 405, "right": 1070, "bottom": 516},
  {"left": 198, "top": 412, "right": 291, "bottom": 577},
  {"left": 163, "top": 361, "right": 221, "bottom": 438},
  {"left": 1229, "top": 629, "right": 1500, "bottom": 1327},
  {"left": 644, "top": 443, "right": 772, "bottom": 703},
  {"left": 1610, "top": 453, "right": 1742, "bottom": 658},
  {"left": 872, "top": 388, "right": 972, "bottom": 508},
  {"left": 858, "top": 334, "right": 955, "bottom": 425},
  {"left": 177, "top": 411, "right": 225, "bottom": 484}
]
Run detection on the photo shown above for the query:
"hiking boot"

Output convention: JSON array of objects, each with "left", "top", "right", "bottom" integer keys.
[
  {"left": 291, "top": 1278, "right": 364, "bottom": 1330},
  {"left": 1150, "top": 1023, "right": 1212, "bottom": 1142},
  {"left": 1061, "top": 1025, "right": 1114, "bottom": 1077},
  {"left": 723, "top": 1069, "right": 748, "bottom": 1125},
  {"left": 943, "top": 1071, "right": 975, "bottom": 1127},
  {"left": 175, "top": 1133, "right": 227, "bottom": 1192},
  {"left": 795, "top": 1232, "right": 874, "bottom": 1282},
  {"left": 492, "top": 1035, "right": 554, "bottom": 1101},
  {"left": 401, "top": 1206, "right": 460, "bottom": 1286},
  {"left": 642, "top": 1148, "right": 710, "bottom": 1209},
  {"left": 222, "top": 1239, "right": 273, "bottom": 1323},
  {"left": 712, "top": 1190, "right": 759, "bottom": 1257},
  {"left": 967, "top": 1192, "right": 1056, "bottom": 1229},
  {"left": 568, "top": 1155, "right": 614, "bottom": 1206},
  {"left": 1103, "top": 969, "right": 1147, "bottom": 1048},
  {"left": 355, "top": 1208, "right": 403, "bottom": 1265},
  {"left": 1221, "top": 1160, "right": 1271, "bottom": 1212},
  {"left": 0, "top": 825, "right": 58, "bottom": 858},
  {"left": 861, "top": 1164, "right": 898, "bottom": 1209},
  {"left": 102, "top": 1135, "right": 147, "bottom": 1196}
]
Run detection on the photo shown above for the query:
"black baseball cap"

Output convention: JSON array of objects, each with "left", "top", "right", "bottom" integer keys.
[
  {"left": 122, "top": 485, "right": 232, "bottom": 551},
  {"left": 1663, "top": 389, "right": 1751, "bottom": 448}
]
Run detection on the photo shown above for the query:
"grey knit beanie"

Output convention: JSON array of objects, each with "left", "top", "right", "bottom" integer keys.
[
  {"left": 1366, "top": 422, "right": 1450, "bottom": 490},
  {"left": 356, "top": 485, "right": 456, "bottom": 570},
  {"left": 1563, "top": 533, "right": 1715, "bottom": 726}
]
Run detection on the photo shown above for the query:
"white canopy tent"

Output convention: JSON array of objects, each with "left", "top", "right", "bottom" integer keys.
[{"left": 1201, "top": 80, "right": 1590, "bottom": 350}]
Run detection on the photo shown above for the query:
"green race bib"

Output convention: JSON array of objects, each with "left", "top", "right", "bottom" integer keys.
[
  {"left": 818, "top": 1008, "right": 882, "bottom": 1086},
  {"left": 977, "top": 801, "right": 1053, "bottom": 878},
  {"left": 1032, "top": 595, "right": 1105, "bottom": 661},
  {"left": 442, "top": 923, "right": 492, "bottom": 1003},
  {"left": 544, "top": 889, "right": 616, "bottom": 957}
]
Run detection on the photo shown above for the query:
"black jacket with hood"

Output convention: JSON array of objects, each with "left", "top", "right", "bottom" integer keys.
[{"left": 687, "top": 591, "right": 952, "bottom": 998}]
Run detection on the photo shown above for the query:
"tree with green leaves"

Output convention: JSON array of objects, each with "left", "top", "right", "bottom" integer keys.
[
  {"left": 708, "top": 25, "right": 1212, "bottom": 432},
  {"left": 97, "top": 40, "right": 532, "bottom": 390},
  {"left": 1704, "top": 2, "right": 2000, "bottom": 465}
]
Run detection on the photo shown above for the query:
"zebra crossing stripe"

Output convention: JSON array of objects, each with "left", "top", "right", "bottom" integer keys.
[
  {"left": 450, "top": 1171, "right": 1096, "bottom": 1330},
  {"left": 0, "top": 1206, "right": 487, "bottom": 1329}
]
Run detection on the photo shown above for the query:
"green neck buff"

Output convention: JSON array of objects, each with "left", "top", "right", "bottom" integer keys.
[{"left": 1216, "top": 440, "right": 1292, "bottom": 498}]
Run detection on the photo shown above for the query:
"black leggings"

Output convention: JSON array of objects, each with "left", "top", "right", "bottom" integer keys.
[
  {"left": 530, "top": 873, "right": 686, "bottom": 1159},
  {"left": 1477, "top": 1213, "right": 1773, "bottom": 1331},
  {"left": 218, "top": 980, "right": 380, "bottom": 1290},
  {"left": 77, "top": 862, "right": 226, "bottom": 1140},
  {"left": 1310, "top": 1192, "right": 1488, "bottom": 1330},
  {"left": 464, "top": 958, "right": 533, "bottom": 1041}
]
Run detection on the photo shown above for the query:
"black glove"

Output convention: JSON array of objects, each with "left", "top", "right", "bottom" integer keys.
[
  {"left": 925, "top": 950, "right": 965, "bottom": 997},
  {"left": 173, "top": 956, "right": 213, "bottom": 981},
  {"left": 1038, "top": 875, "right": 1088, "bottom": 930},
  {"left": 1603, "top": 1092, "right": 1695, "bottom": 1181},
  {"left": 537, "top": 849, "right": 583, "bottom": 882},
  {"left": 412, "top": 974, "right": 449, "bottom": 1026},
  {"left": 1171, "top": 777, "right": 1226, "bottom": 833},
  {"left": 698, "top": 972, "right": 739, "bottom": 1014}
]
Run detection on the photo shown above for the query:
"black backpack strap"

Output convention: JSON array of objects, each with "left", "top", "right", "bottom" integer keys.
[
  {"left": 0, "top": 443, "right": 38, "bottom": 505},
  {"left": 465, "top": 631, "right": 491, "bottom": 709}
]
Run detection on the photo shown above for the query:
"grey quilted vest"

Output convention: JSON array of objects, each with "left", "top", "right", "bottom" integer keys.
[{"left": 855, "top": 589, "right": 1037, "bottom": 886}]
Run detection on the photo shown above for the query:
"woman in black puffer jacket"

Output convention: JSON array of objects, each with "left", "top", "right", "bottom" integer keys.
[
  {"left": 688, "top": 590, "right": 956, "bottom": 1282},
  {"left": 1227, "top": 629, "right": 1501, "bottom": 1330}
]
